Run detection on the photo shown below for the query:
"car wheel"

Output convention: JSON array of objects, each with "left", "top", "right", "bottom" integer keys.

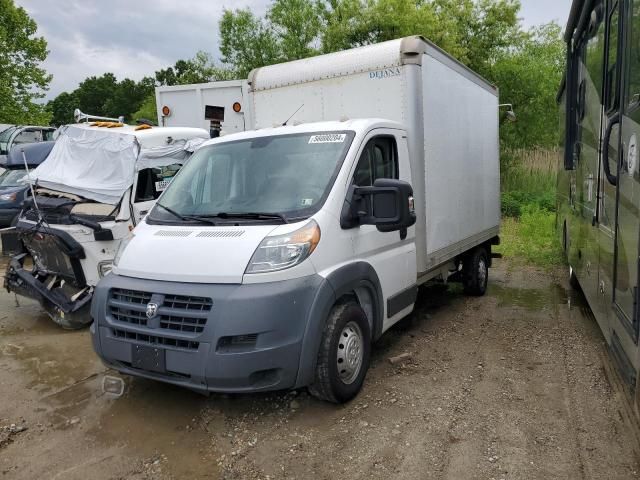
[{"left": 309, "top": 301, "right": 371, "bottom": 403}]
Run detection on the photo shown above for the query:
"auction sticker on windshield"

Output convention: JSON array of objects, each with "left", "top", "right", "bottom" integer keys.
[{"left": 309, "top": 134, "right": 346, "bottom": 144}]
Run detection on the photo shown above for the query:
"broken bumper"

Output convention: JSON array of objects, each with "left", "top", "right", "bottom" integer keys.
[{"left": 5, "top": 254, "right": 93, "bottom": 327}]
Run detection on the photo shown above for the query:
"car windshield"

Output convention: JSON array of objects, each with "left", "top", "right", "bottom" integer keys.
[
  {"left": 149, "top": 131, "right": 354, "bottom": 224},
  {"left": 0, "top": 168, "right": 26, "bottom": 187}
]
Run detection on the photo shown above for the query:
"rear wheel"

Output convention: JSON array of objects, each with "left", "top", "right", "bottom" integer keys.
[
  {"left": 309, "top": 301, "right": 371, "bottom": 403},
  {"left": 463, "top": 247, "right": 489, "bottom": 296},
  {"left": 569, "top": 265, "right": 580, "bottom": 289}
]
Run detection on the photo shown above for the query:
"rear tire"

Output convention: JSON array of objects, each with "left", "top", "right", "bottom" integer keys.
[
  {"left": 463, "top": 247, "right": 489, "bottom": 296},
  {"left": 569, "top": 266, "right": 580, "bottom": 290},
  {"left": 308, "top": 301, "right": 371, "bottom": 403}
]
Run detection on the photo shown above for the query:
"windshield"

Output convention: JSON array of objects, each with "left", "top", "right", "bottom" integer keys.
[
  {"left": 0, "top": 168, "right": 26, "bottom": 187},
  {"left": 149, "top": 131, "right": 355, "bottom": 224}
]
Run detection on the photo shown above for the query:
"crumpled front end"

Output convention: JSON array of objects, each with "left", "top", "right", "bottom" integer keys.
[{"left": 5, "top": 224, "right": 94, "bottom": 329}]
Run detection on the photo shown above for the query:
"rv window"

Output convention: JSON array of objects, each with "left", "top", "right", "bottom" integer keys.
[
  {"left": 604, "top": 2, "right": 620, "bottom": 112},
  {"left": 627, "top": 0, "right": 640, "bottom": 108},
  {"left": 353, "top": 136, "right": 398, "bottom": 186}
]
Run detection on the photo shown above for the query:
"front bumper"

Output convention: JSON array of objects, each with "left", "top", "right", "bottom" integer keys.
[
  {"left": 5, "top": 254, "right": 93, "bottom": 325},
  {"left": 91, "top": 273, "right": 328, "bottom": 393}
]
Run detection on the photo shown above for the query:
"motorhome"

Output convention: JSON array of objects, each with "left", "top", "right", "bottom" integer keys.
[
  {"left": 91, "top": 36, "right": 500, "bottom": 402},
  {"left": 5, "top": 118, "right": 209, "bottom": 329},
  {"left": 558, "top": 0, "right": 640, "bottom": 417}
]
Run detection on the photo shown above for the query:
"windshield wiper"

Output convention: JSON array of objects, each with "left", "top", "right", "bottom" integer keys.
[
  {"left": 155, "top": 202, "right": 218, "bottom": 226},
  {"left": 198, "top": 212, "right": 288, "bottom": 223}
]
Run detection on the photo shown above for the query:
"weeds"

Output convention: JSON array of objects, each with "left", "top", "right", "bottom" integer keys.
[{"left": 498, "top": 148, "right": 562, "bottom": 268}]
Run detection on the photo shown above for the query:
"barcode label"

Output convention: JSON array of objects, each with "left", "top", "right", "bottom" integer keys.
[{"left": 309, "top": 134, "right": 346, "bottom": 144}]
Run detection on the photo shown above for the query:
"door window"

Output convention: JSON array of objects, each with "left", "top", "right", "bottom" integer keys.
[
  {"left": 134, "top": 164, "right": 181, "bottom": 202},
  {"left": 353, "top": 136, "right": 398, "bottom": 186},
  {"left": 12, "top": 129, "right": 42, "bottom": 145}
]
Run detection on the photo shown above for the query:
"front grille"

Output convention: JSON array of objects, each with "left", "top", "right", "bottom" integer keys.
[
  {"left": 108, "top": 288, "right": 213, "bottom": 336},
  {"left": 112, "top": 328, "right": 200, "bottom": 350}
]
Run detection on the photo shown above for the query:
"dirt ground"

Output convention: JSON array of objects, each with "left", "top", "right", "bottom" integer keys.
[{"left": 1, "top": 259, "right": 640, "bottom": 480}]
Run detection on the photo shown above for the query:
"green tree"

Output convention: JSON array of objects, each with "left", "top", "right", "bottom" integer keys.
[
  {"left": 219, "top": 9, "right": 280, "bottom": 78},
  {"left": 0, "top": 0, "right": 51, "bottom": 124},
  {"left": 155, "top": 51, "right": 234, "bottom": 86},
  {"left": 46, "top": 91, "right": 78, "bottom": 126},
  {"left": 131, "top": 94, "right": 158, "bottom": 124},
  {"left": 268, "top": 0, "right": 324, "bottom": 60},
  {"left": 491, "top": 23, "right": 565, "bottom": 149}
]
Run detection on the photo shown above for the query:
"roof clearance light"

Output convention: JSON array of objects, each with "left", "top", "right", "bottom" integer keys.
[
  {"left": 232, "top": 102, "right": 242, "bottom": 113},
  {"left": 162, "top": 106, "right": 171, "bottom": 117}
]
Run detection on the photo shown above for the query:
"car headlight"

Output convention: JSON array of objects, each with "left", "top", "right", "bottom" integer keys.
[
  {"left": 246, "top": 220, "right": 320, "bottom": 274},
  {"left": 113, "top": 234, "right": 134, "bottom": 267},
  {"left": 98, "top": 260, "right": 113, "bottom": 277},
  {"left": 0, "top": 192, "right": 17, "bottom": 202}
]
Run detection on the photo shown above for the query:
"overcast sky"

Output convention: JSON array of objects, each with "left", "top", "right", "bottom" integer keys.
[{"left": 16, "top": 0, "right": 572, "bottom": 100}]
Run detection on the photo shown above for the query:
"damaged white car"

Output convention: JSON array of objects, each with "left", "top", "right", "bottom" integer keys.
[{"left": 5, "top": 121, "right": 209, "bottom": 329}]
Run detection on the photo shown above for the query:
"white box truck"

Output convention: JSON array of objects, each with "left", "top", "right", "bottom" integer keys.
[
  {"left": 91, "top": 36, "right": 500, "bottom": 402},
  {"left": 155, "top": 80, "right": 251, "bottom": 136}
]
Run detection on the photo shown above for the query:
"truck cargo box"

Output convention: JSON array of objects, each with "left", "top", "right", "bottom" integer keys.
[{"left": 248, "top": 36, "right": 500, "bottom": 274}]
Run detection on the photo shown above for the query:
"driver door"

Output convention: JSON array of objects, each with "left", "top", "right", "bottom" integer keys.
[{"left": 348, "top": 129, "right": 417, "bottom": 330}]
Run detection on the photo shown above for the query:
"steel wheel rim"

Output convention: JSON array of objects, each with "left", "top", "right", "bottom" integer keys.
[
  {"left": 478, "top": 257, "right": 487, "bottom": 287},
  {"left": 337, "top": 321, "right": 364, "bottom": 384}
]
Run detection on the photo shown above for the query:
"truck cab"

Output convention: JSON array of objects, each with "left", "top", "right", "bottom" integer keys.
[{"left": 91, "top": 119, "right": 487, "bottom": 402}]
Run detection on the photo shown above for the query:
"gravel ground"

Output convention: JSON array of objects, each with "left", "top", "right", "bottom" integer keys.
[{"left": 0, "top": 260, "right": 639, "bottom": 479}]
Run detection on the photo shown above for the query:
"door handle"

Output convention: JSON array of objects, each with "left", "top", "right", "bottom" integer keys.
[{"left": 603, "top": 113, "right": 621, "bottom": 186}]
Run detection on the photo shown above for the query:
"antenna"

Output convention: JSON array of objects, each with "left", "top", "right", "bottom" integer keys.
[
  {"left": 21, "top": 149, "right": 43, "bottom": 224},
  {"left": 282, "top": 104, "right": 304, "bottom": 126}
]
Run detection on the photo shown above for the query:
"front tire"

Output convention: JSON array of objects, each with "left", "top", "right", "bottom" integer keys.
[
  {"left": 309, "top": 301, "right": 371, "bottom": 403},
  {"left": 463, "top": 247, "right": 489, "bottom": 296}
]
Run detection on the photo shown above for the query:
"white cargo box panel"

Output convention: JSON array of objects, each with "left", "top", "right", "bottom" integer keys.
[
  {"left": 249, "top": 36, "right": 500, "bottom": 274},
  {"left": 155, "top": 80, "right": 252, "bottom": 135}
]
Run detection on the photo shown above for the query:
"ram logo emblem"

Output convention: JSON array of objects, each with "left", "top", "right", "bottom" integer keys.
[{"left": 146, "top": 302, "right": 158, "bottom": 319}]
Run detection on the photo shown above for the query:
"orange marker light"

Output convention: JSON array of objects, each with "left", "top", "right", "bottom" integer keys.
[
  {"left": 232, "top": 102, "right": 242, "bottom": 113},
  {"left": 162, "top": 105, "right": 171, "bottom": 116}
]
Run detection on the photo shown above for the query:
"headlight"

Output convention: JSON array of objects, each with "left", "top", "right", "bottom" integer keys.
[
  {"left": 246, "top": 220, "right": 320, "bottom": 274},
  {"left": 113, "top": 234, "right": 133, "bottom": 267},
  {"left": 0, "top": 192, "right": 17, "bottom": 202},
  {"left": 98, "top": 260, "right": 113, "bottom": 277}
]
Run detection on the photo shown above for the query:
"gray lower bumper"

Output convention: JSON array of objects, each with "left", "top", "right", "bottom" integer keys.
[{"left": 91, "top": 273, "right": 334, "bottom": 393}]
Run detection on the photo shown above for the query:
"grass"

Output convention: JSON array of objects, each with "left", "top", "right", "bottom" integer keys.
[{"left": 496, "top": 148, "right": 564, "bottom": 269}]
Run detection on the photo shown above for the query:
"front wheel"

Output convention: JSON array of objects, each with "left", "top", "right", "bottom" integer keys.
[
  {"left": 309, "top": 301, "right": 371, "bottom": 403},
  {"left": 463, "top": 247, "right": 489, "bottom": 296}
]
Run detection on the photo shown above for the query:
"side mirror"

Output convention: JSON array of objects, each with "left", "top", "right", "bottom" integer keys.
[{"left": 341, "top": 178, "right": 416, "bottom": 232}]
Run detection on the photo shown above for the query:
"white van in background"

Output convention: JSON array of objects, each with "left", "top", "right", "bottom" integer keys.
[{"left": 91, "top": 36, "right": 500, "bottom": 402}]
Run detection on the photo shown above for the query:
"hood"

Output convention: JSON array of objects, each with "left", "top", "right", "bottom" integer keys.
[
  {"left": 113, "top": 222, "right": 279, "bottom": 284},
  {"left": 0, "top": 185, "right": 26, "bottom": 194}
]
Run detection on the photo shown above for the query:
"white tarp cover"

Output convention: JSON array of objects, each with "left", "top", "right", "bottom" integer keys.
[
  {"left": 136, "top": 137, "right": 205, "bottom": 169},
  {"left": 27, "top": 126, "right": 202, "bottom": 204}
]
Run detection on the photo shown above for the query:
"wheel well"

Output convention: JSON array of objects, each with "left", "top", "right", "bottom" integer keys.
[{"left": 336, "top": 288, "right": 375, "bottom": 341}]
